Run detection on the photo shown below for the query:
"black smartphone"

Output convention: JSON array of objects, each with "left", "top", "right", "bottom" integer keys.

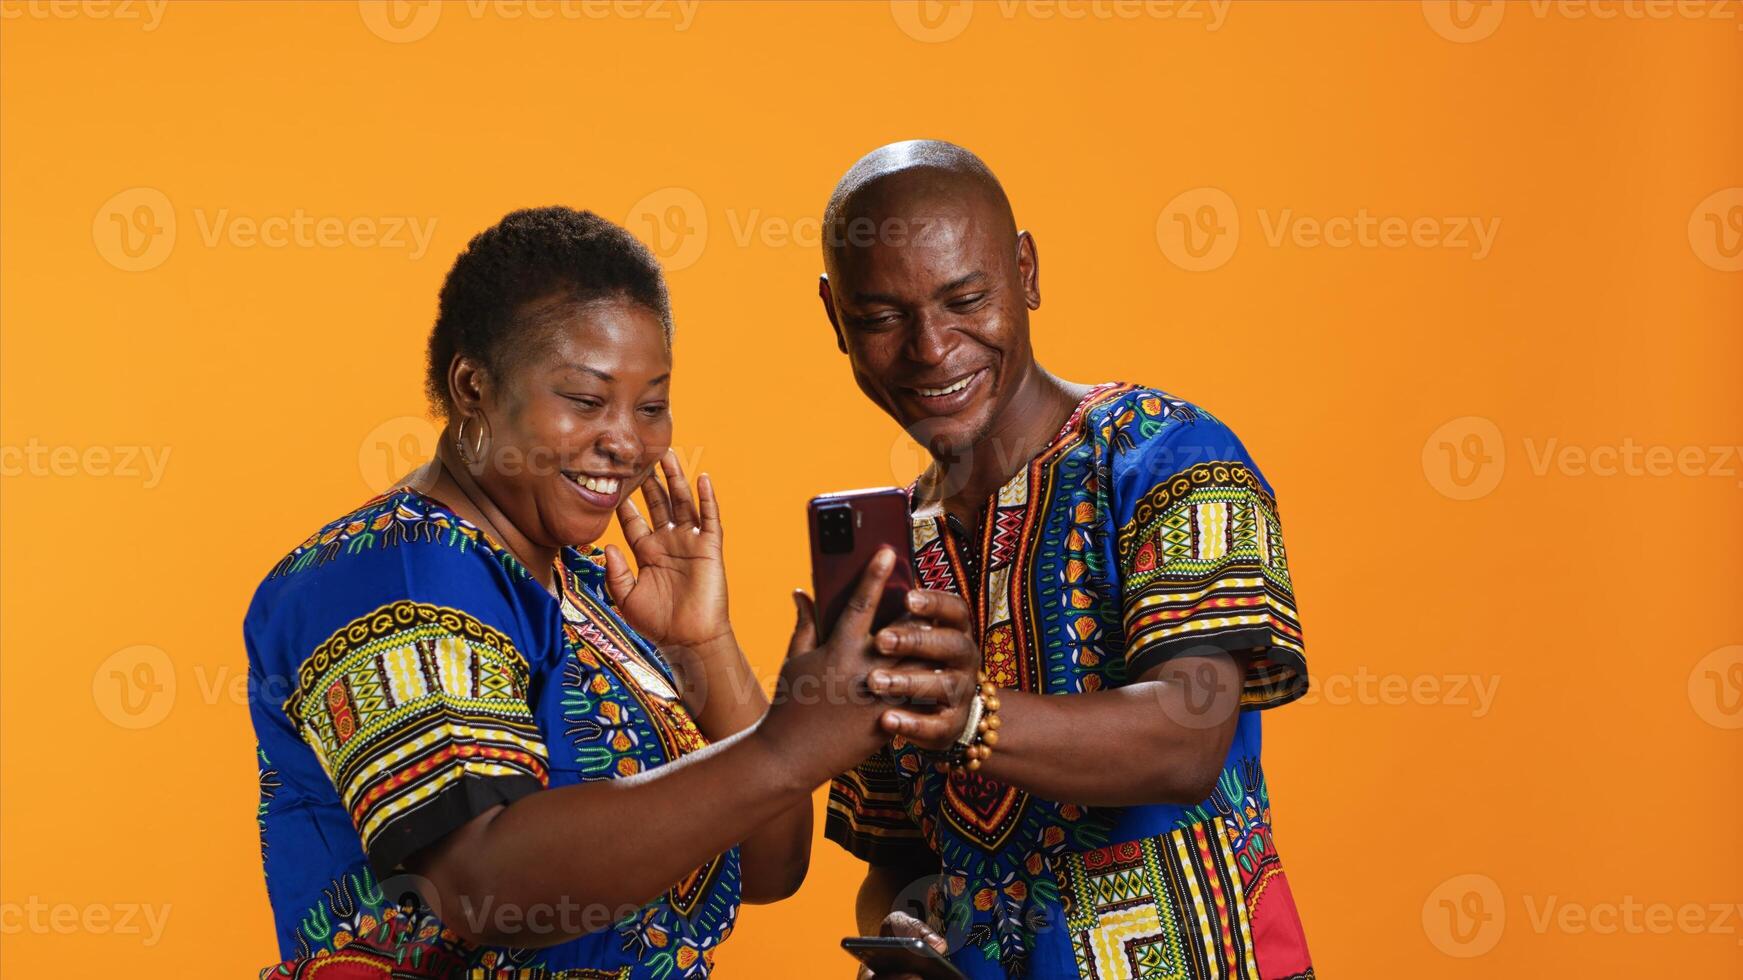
[{"left": 840, "top": 936, "right": 966, "bottom": 980}]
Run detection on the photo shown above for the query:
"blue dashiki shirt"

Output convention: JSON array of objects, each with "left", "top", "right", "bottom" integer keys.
[
  {"left": 827, "top": 383, "right": 1315, "bottom": 980},
  {"left": 246, "top": 488, "right": 738, "bottom": 979}
]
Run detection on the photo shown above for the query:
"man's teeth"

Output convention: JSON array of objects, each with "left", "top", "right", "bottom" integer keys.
[
  {"left": 917, "top": 374, "right": 975, "bottom": 398},
  {"left": 576, "top": 475, "right": 620, "bottom": 494}
]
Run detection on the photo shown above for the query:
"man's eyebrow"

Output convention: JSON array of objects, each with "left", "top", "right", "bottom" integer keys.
[
  {"left": 934, "top": 271, "right": 988, "bottom": 298},
  {"left": 849, "top": 272, "right": 990, "bottom": 307}
]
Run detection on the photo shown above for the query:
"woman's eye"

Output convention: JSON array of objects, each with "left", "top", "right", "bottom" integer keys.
[
  {"left": 639, "top": 403, "right": 669, "bottom": 418},
  {"left": 564, "top": 395, "right": 604, "bottom": 410}
]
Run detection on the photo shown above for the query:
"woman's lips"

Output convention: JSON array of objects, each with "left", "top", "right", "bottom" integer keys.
[{"left": 563, "top": 471, "right": 624, "bottom": 509}]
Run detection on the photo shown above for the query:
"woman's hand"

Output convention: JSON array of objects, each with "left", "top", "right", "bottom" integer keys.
[
  {"left": 760, "top": 551, "right": 987, "bottom": 786},
  {"left": 855, "top": 912, "right": 951, "bottom": 980},
  {"left": 602, "top": 450, "right": 730, "bottom": 650}
]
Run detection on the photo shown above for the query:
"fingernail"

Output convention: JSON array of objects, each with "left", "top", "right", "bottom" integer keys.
[
  {"left": 875, "top": 631, "right": 897, "bottom": 653},
  {"left": 874, "top": 547, "right": 894, "bottom": 570},
  {"left": 906, "top": 590, "right": 924, "bottom": 611},
  {"left": 868, "top": 670, "right": 889, "bottom": 690}
]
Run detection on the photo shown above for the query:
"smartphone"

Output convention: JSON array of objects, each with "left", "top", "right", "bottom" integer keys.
[
  {"left": 840, "top": 936, "right": 966, "bottom": 980},
  {"left": 808, "top": 487, "right": 915, "bottom": 638}
]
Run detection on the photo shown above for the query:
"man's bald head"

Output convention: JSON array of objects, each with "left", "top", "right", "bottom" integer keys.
[
  {"left": 815, "top": 140, "right": 1043, "bottom": 461},
  {"left": 822, "top": 140, "right": 1017, "bottom": 272}
]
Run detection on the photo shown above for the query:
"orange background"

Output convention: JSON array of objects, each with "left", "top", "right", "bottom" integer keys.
[{"left": 3, "top": 1, "right": 1741, "bottom": 976}]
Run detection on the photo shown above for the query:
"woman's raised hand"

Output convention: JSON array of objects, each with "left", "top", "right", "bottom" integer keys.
[{"left": 602, "top": 450, "right": 730, "bottom": 650}]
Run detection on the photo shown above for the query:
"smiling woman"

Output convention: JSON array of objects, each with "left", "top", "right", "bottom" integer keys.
[{"left": 242, "top": 207, "right": 983, "bottom": 978}]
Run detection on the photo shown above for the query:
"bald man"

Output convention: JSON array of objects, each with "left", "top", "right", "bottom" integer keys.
[{"left": 817, "top": 142, "right": 1315, "bottom": 980}]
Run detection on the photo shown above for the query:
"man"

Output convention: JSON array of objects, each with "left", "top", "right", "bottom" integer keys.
[{"left": 817, "top": 141, "right": 1315, "bottom": 980}]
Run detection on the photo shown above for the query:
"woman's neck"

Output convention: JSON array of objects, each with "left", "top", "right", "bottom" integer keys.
[{"left": 413, "top": 445, "right": 562, "bottom": 594}]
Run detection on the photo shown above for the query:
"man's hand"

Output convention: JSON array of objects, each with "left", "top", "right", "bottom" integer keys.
[{"left": 854, "top": 911, "right": 951, "bottom": 980}]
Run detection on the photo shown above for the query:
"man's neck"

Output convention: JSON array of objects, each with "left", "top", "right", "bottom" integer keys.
[{"left": 931, "top": 366, "right": 1091, "bottom": 522}]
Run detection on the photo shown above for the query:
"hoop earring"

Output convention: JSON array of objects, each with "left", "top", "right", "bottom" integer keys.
[{"left": 455, "top": 414, "right": 487, "bottom": 465}]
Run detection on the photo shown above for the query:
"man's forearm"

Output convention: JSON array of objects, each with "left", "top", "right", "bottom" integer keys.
[{"left": 975, "top": 654, "right": 1246, "bottom": 807}]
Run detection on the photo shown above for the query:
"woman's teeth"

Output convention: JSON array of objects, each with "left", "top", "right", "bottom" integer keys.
[
  {"left": 575, "top": 475, "right": 620, "bottom": 494},
  {"left": 917, "top": 373, "right": 976, "bottom": 398}
]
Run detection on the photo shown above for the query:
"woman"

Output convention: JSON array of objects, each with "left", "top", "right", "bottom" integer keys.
[{"left": 247, "top": 207, "right": 980, "bottom": 978}]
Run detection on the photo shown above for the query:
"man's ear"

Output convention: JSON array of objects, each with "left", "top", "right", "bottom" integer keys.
[
  {"left": 818, "top": 274, "right": 847, "bottom": 353},
  {"left": 1016, "top": 230, "right": 1040, "bottom": 310}
]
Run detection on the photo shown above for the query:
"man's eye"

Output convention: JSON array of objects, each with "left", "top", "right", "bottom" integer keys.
[
  {"left": 853, "top": 312, "right": 902, "bottom": 329},
  {"left": 948, "top": 293, "right": 987, "bottom": 311}
]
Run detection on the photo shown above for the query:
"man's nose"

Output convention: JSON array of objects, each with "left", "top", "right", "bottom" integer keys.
[{"left": 904, "top": 312, "right": 952, "bottom": 366}]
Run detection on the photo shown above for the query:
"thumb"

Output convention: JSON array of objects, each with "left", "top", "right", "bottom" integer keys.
[
  {"left": 785, "top": 589, "right": 817, "bottom": 659},
  {"left": 603, "top": 544, "right": 636, "bottom": 605}
]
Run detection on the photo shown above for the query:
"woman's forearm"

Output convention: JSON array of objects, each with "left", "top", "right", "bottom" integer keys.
[
  {"left": 673, "top": 632, "right": 814, "bottom": 904},
  {"left": 414, "top": 724, "right": 812, "bottom": 948}
]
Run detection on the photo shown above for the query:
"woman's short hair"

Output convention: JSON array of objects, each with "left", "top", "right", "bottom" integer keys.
[{"left": 426, "top": 206, "right": 672, "bottom": 417}]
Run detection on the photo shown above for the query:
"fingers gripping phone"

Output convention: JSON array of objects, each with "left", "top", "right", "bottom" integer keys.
[
  {"left": 808, "top": 488, "right": 915, "bottom": 637},
  {"left": 840, "top": 937, "right": 966, "bottom": 980}
]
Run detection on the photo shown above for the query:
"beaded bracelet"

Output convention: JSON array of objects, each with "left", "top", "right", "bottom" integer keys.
[{"left": 927, "top": 671, "right": 1002, "bottom": 772}]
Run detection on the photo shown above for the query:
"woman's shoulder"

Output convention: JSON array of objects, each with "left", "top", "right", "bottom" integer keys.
[
  {"left": 245, "top": 488, "right": 538, "bottom": 648},
  {"left": 262, "top": 487, "right": 517, "bottom": 580}
]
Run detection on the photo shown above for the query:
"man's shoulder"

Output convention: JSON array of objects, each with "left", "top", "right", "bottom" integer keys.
[{"left": 1085, "top": 383, "right": 1239, "bottom": 455}]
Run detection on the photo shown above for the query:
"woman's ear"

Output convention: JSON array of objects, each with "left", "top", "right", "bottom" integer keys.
[{"left": 446, "top": 355, "right": 489, "bottom": 417}]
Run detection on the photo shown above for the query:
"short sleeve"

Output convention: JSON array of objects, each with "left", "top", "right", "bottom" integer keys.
[
  {"left": 1109, "top": 399, "right": 1308, "bottom": 709},
  {"left": 255, "top": 523, "right": 551, "bottom": 876},
  {"left": 825, "top": 748, "right": 933, "bottom": 866}
]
